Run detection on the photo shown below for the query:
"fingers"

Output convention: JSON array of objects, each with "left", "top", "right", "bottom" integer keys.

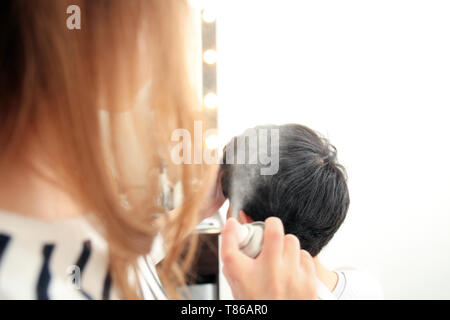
[
  {"left": 221, "top": 218, "right": 251, "bottom": 281},
  {"left": 211, "top": 163, "right": 223, "bottom": 188},
  {"left": 208, "top": 163, "right": 225, "bottom": 203},
  {"left": 221, "top": 218, "right": 240, "bottom": 262},
  {"left": 198, "top": 164, "right": 225, "bottom": 220},
  {"left": 215, "top": 175, "right": 225, "bottom": 202},
  {"left": 259, "top": 217, "right": 284, "bottom": 262},
  {"left": 283, "top": 234, "right": 301, "bottom": 266}
]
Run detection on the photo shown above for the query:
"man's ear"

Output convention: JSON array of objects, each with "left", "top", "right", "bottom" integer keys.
[{"left": 239, "top": 210, "right": 254, "bottom": 224}]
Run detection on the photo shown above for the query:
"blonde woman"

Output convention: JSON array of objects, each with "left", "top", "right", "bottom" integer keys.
[{"left": 0, "top": 0, "right": 316, "bottom": 300}]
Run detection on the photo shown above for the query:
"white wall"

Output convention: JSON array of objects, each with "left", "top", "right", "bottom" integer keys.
[{"left": 216, "top": 0, "right": 450, "bottom": 299}]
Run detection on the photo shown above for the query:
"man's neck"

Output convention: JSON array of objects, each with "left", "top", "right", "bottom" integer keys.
[{"left": 313, "top": 257, "right": 338, "bottom": 292}]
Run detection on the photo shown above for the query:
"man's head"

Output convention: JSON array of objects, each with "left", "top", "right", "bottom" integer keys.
[{"left": 220, "top": 124, "right": 350, "bottom": 257}]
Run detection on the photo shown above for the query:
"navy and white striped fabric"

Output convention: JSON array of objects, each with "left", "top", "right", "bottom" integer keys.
[{"left": 0, "top": 209, "right": 167, "bottom": 300}]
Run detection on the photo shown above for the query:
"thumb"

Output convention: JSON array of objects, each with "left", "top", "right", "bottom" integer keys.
[{"left": 221, "top": 218, "right": 251, "bottom": 279}]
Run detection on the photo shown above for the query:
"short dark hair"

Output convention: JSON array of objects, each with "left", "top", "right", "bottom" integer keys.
[{"left": 220, "top": 124, "right": 350, "bottom": 257}]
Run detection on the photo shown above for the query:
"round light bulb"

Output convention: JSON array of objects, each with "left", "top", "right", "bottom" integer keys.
[
  {"left": 203, "top": 49, "right": 217, "bottom": 65},
  {"left": 188, "top": 0, "right": 206, "bottom": 10},
  {"left": 205, "top": 134, "right": 219, "bottom": 150},
  {"left": 202, "top": 7, "right": 217, "bottom": 23},
  {"left": 203, "top": 92, "right": 218, "bottom": 109}
]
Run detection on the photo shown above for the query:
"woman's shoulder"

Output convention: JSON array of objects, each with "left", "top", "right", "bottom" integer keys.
[{"left": 0, "top": 209, "right": 116, "bottom": 300}]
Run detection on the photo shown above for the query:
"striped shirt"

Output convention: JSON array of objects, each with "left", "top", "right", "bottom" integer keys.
[{"left": 0, "top": 209, "right": 167, "bottom": 300}]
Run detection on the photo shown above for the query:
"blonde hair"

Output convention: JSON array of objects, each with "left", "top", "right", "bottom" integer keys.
[{"left": 0, "top": 0, "right": 206, "bottom": 298}]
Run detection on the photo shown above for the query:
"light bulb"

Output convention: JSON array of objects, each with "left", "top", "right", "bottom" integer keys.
[
  {"left": 205, "top": 134, "right": 219, "bottom": 150},
  {"left": 203, "top": 49, "right": 217, "bottom": 65},
  {"left": 202, "top": 7, "right": 217, "bottom": 23},
  {"left": 203, "top": 92, "right": 218, "bottom": 109},
  {"left": 188, "top": 0, "right": 206, "bottom": 10}
]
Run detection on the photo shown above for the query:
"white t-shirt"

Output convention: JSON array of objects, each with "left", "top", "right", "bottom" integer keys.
[{"left": 330, "top": 267, "right": 384, "bottom": 300}]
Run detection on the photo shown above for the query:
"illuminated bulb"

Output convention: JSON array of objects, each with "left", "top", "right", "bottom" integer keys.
[
  {"left": 190, "top": 0, "right": 218, "bottom": 12},
  {"left": 188, "top": 0, "right": 205, "bottom": 10},
  {"left": 203, "top": 92, "right": 218, "bottom": 109},
  {"left": 203, "top": 49, "right": 217, "bottom": 65},
  {"left": 205, "top": 134, "right": 219, "bottom": 150},
  {"left": 202, "top": 7, "right": 217, "bottom": 23}
]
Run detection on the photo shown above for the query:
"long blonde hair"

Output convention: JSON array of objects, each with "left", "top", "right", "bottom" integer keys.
[{"left": 0, "top": 0, "right": 205, "bottom": 298}]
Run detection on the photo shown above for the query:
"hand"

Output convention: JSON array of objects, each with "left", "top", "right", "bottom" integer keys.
[
  {"left": 163, "top": 164, "right": 225, "bottom": 240},
  {"left": 221, "top": 217, "right": 317, "bottom": 300},
  {"left": 197, "top": 164, "right": 226, "bottom": 222}
]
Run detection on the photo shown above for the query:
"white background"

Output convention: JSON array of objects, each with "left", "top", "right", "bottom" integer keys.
[{"left": 215, "top": 0, "right": 450, "bottom": 299}]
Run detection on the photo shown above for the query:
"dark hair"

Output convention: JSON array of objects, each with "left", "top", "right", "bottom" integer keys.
[{"left": 220, "top": 124, "right": 350, "bottom": 257}]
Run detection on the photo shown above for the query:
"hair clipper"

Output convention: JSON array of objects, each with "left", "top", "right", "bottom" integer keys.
[{"left": 236, "top": 221, "right": 265, "bottom": 258}]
